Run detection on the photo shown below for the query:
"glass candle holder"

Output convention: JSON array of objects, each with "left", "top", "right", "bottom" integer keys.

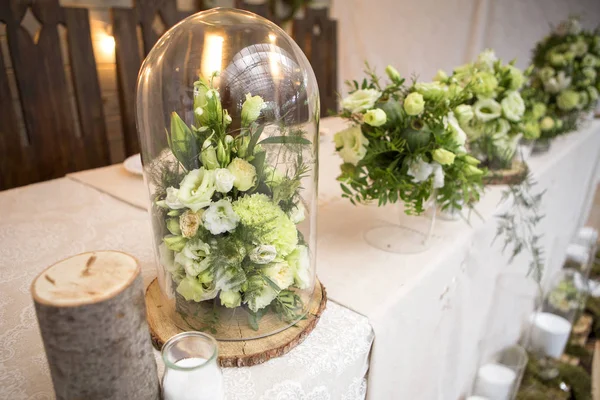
[
  {"left": 564, "top": 243, "right": 592, "bottom": 278},
  {"left": 471, "top": 343, "right": 528, "bottom": 400},
  {"left": 528, "top": 268, "right": 585, "bottom": 359},
  {"left": 161, "top": 332, "right": 224, "bottom": 400},
  {"left": 483, "top": 273, "right": 541, "bottom": 349}
]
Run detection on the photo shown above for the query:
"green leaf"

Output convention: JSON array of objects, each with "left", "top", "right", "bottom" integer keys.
[
  {"left": 246, "top": 123, "right": 265, "bottom": 157},
  {"left": 251, "top": 150, "right": 266, "bottom": 186},
  {"left": 258, "top": 136, "right": 312, "bottom": 145},
  {"left": 170, "top": 112, "right": 199, "bottom": 171}
]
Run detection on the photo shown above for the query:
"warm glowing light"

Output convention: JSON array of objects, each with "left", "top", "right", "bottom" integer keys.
[
  {"left": 201, "top": 34, "right": 224, "bottom": 78},
  {"left": 268, "top": 33, "right": 277, "bottom": 43},
  {"left": 99, "top": 34, "right": 115, "bottom": 57},
  {"left": 269, "top": 52, "right": 281, "bottom": 79}
]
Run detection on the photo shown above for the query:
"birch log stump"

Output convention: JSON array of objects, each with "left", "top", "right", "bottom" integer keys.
[{"left": 31, "top": 251, "right": 160, "bottom": 400}]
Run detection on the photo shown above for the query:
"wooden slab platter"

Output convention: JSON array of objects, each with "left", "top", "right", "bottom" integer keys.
[
  {"left": 145, "top": 278, "right": 327, "bottom": 367},
  {"left": 483, "top": 161, "right": 528, "bottom": 185}
]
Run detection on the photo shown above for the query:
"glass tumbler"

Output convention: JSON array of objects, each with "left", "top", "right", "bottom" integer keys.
[{"left": 161, "top": 332, "right": 224, "bottom": 400}]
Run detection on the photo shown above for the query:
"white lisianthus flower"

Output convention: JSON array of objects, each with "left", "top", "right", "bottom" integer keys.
[
  {"left": 219, "top": 290, "right": 241, "bottom": 308},
  {"left": 241, "top": 93, "right": 266, "bottom": 126},
  {"left": 454, "top": 104, "right": 474, "bottom": 125},
  {"left": 407, "top": 156, "right": 434, "bottom": 183},
  {"left": 179, "top": 210, "right": 202, "bottom": 238},
  {"left": 227, "top": 158, "right": 257, "bottom": 191},
  {"left": 249, "top": 245, "right": 277, "bottom": 264},
  {"left": 178, "top": 168, "right": 216, "bottom": 212},
  {"left": 385, "top": 65, "right": 401, "bottom": 82},
  {"left": 494, "top": 118, "right": 511, "bottom": 138},
  {"left": 364, "top": 108, "right": 387, "bottom": 127},
  {"left": 334, "top": 125, "right": 369, "bottom": 166},
  {"left": 414, "top": 82, "right": 448, "bottom": 101},
  {"left": 431, "top": 163, "right": 445, "bottom": 189},
  {"left": 288, "top": 202, "right": 305, "bottom": 224},
  {"left": 286, "top": 245, "right": 311, "bottom": 290},
  {"left": 263, "top": 166, "right": 286, "bottom": 189},
  {"left": 202, "top": 199, "right": 240, "bottom": 235},
  {"left": 475, "top": 49, "right": 497, "bottom": 71},
  {"left": 263, "top": 261, "right": 295, "bottom": 290},
  {"left": 341, "top": 89, "right": 381, "bottom": 113},
  {"left": 444, "top": 112, "right": 467, "bottom": 151},
  {"left": 175, "top": 238, "right": 211, "bottom": 277},
  {"left": 501, "top": 91, "right": 525, "bottom": 122},
  {"left": 214, "top": 168, "right": 235, "bottom": 193},
  {"left": 543, "top": 71, "right": 572, "bottom": 94},
  {"left": 165, "top": 187, "right": 185, "bottom": 209},
  {"left": 473, "top": 98, "right": 502, "bottom": 122}
]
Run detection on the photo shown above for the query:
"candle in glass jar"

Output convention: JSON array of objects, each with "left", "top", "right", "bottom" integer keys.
[
  {"left": 162, "top": 357, "right": 224, "bottom": 400},
  {"left": 472, "top": 363, "right": 516, "bottom": 400},
  {"left": 530, "top": 312, "right": 572, "bottom": 358}
]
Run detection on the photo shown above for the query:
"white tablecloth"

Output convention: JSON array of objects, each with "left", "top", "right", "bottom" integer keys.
[
  {"left": 317, "top": 119, "right": 600, "bottom": 399},
  {"left": 8, "top": 117, "right": 600, "bottom": 399},
  {"left": 0, "top": 178, "right": 373, "bottom": 400}
]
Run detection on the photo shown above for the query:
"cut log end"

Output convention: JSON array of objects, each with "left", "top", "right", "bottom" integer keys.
[{"left": 32, "top": 251, "right": 140, "bottom": 307}]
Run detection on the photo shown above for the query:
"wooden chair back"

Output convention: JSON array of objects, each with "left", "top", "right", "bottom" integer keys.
[
  {"left": 292, "top": 7, "right": 337, "bottom": 116},
  {"left": 0, "top": 0, "right": 109, "bottom": 190},
  {"left": 112, "top": 0, "right": 197, "bottom": 157}
]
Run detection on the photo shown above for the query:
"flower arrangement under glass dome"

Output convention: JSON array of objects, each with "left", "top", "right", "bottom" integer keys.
[
  {"left": 528, "top": 17, "right": 600, "bottom": 138},
  {"left": 136, "top": 8, "right": 319, "bottom": 339}
]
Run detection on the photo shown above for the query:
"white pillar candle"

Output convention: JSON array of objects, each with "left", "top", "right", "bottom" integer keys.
[
  {"left": 163, "top": 357, "right": 224, "bottom": 400},
  {"left": 530, "top": 312, "right": 572, "bottom": 359},
  {"left": 473, "top": 363, "right": 516, "bottom": 400}
]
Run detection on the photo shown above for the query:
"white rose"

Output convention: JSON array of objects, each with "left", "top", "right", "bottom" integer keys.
[
  {"left": 501, "top": 91, "right": 525, "bottom": 122},
  {"left": 263, "top": 261, "right": 294, "bottom": 290},
  {"left": 202, "top": 199, "right": 240, "bottom": 235},
  {"left": 473, "top": 98, "right": 502, "bottom": 122},
  {"left": 227, "top": 158, "right": 257, "bottom": 191},
  {"left": 215, "top": 168, "right": 235, "bottom": 193},
  {"left": 407, "top": 156, "right": 434, "bottom": 183},
  {"left": 249, "top": 245, "right": 277, "bottom": 264},
  {"left": 179, "top": 210, "right": 202, "bottom": 238},
  {"left": 341, "top": 89, "right": 382, "bottom": 113},
  {"left": 165, "top": 187, "right": 185, "bottom": 209},
  {"left": 334, "top": 125, "right": 369, "bottom": 166},
  {"left": 177, "top": 168, "right": 216, "bottom": 212}
]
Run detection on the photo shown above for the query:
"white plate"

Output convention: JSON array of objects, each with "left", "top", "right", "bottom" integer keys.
[{"left": 123, "top": 154, "right": 143, "bottom": 176}]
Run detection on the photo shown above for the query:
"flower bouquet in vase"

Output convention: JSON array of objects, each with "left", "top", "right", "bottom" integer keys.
[
  {"left": 136, "top": 9, "right": 320, "bottom": 340},
  {"left": 334, "top": 65, "right": 486, "bottom": 253},
  {"left": 441, "top": 50, "right": 532, "bottom": 185},
  {"left": 528, "top": 17, "right": 600, "bottom": 138}
]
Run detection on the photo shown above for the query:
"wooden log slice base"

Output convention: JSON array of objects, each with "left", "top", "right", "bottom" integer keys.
[
  {"left": 146, "top": 278, "right": 327, "bottom": 368},
  {"left": 483, "top": 161, "right": 528, "bottom": 185}
]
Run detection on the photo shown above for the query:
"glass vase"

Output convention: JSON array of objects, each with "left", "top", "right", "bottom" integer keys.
[
  {"left": 161, "top": 332, "right": 223, "bottom": 400},
  {"left": 136, "top": 8, "right": 319, "bottom": 340},
  {"left": 483, "top": 273, "right": 541, "bottom": 350},
  {"left": 471, "top": 343, "right": 528, "bottom": 400},
  {"left": 528, "top": 268, "right": 586, "bottom": 359},
  {"left": 364, "top": 201, "right": 438, "bottom": 254}
]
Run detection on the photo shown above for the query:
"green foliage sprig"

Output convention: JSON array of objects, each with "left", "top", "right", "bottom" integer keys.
[{"left": 494, "top": 173, "right": 545, "bottom": 281}]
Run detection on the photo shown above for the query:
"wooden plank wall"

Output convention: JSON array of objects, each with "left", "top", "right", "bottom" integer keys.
[{"left": 0, "top": 0, "right": 327, "bottom": 164}]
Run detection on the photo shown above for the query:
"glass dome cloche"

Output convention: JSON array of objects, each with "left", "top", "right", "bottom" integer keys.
[{"left": 136, "top": 8, "right": 319, "bottom": 340}]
